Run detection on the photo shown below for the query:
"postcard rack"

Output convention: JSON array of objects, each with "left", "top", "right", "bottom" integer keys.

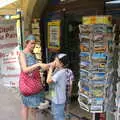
[{"left": 78, "top": 22, "right": 114, "bottom": 113}]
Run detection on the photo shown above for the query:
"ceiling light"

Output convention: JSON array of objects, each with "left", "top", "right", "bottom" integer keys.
[
  {"left": 60, "top": 0, "right": 66, "bottom": 2},
  {"left": 0, "top": 0, "right": 17, "bottom": 8},
  {"left": 4, "top": 15, "right": 10, "bottom": 19},
  {"left": 106, "top": 0, "right": 120, "bottom": 4}
]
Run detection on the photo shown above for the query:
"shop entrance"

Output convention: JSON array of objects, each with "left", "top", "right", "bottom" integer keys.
[{"left": 61, "top": 13, "right": 81, "bottom": 98}]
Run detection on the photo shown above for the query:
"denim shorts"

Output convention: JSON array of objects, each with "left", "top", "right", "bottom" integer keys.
[
  {"left": 21, "top": 91, "right": 45, "bottom": 108},
  {"left": 51, "top": 102, "right": 65, "bottom": 120}
]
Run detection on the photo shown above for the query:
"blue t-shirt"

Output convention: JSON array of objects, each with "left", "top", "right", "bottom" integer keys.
[{"left": 51, "top": 69, "right": 67, "bottom": 104}]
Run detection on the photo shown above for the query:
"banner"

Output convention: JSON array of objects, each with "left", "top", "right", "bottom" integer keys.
[
  {"left": 0, "top": 20, "right": 20, "bottom": 87},
  {"left": 82, "top": 15, "right": 112, "bottom": 25}
]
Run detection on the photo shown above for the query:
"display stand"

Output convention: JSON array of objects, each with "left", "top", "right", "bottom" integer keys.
[
  {"left": 32, "top": 19, "right": 45, "bottom": 83},
  {"left": 32, "top": 19, "right": 42, "bottom": 62},
  {"left": 115, "top": 30, "right": 120, "bottom": 120},
  {"left": 78, "top": 15, "right": 113, "bottom": 119}
]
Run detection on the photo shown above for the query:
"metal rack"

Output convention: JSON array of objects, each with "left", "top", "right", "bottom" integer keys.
[{"left": 78, "top": 16, "right": 114, "bottom": 117}]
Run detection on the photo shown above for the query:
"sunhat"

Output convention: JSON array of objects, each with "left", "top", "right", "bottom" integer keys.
[{"left": 25, "top": 34, "right": 35, "bottom": 41}]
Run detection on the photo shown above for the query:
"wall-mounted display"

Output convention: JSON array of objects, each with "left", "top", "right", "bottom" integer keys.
[
  {"left": 32, "top": 19, "right": 42, "bottom": 62},
  {"left": 47, "top": 20, "right": 61, "bottom": 51}
]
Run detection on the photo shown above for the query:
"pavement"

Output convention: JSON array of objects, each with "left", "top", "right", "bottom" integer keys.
[
  {"left": 0, "top": 83, "right": 91, "bottom": 120},
  {"left": 0, "top": 84, "right": 21, "bottom": 120},
  {"left": 0, "top": 84, "right": 52, "bottom": 120}
]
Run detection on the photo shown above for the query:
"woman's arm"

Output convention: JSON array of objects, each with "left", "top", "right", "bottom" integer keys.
[
  {"left": 19, "top": 52, "right": 52, "bottom": 73},
  {"left": 19, "top": 52, "right": 40, "bottom": 73},
  {"left": 39, "top": 63, "right": 50, "bottom": 71}
]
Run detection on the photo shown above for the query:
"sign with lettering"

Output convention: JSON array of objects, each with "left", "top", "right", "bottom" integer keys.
[
  {"left": 0, "top": 20, "right": 20, "bottom": 87},
  {"left": 48, "top": 20, "right": 61, "bottom": 51}
]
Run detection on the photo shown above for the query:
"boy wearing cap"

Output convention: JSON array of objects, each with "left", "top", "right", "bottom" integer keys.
[{"left": 47, "top": 53, "right": 74, "bottom": 120}]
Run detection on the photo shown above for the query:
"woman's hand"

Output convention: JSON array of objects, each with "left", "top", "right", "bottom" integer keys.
[{"left": 49, "top": 61, "right": 56, "bottom": 69}]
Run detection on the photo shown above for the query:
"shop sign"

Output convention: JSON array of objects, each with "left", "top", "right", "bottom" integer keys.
[
  {"left": 0, "top": 20, "right": 20, "bottom": 87},
  {"left": 82, "top": 16, "right": 112, "bottom": 25},
  {"left": 48, "top": 20, "right": 61, "bottom": 51}
]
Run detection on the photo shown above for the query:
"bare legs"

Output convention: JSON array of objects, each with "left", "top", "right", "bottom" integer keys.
[
  {"left": 29, "top": 108, "right": 37, "bottom": 120},
  {"left": 21, "top": 104, "right": 37, "bottom": 120},
  {"left": 21, "top": 104, "right": 28, "bottom": 120}
]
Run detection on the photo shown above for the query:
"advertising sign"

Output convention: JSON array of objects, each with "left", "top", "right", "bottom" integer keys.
[
  {"left": 0, "top": 20, "right": 20, "bottom": 87},
  {"left": 48, "top": 20, "right": 61, "bottom": 51}
]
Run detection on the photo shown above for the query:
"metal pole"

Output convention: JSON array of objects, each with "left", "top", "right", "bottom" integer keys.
[{"left": 18, "top": 11, "right": 23, "bottom": 50}]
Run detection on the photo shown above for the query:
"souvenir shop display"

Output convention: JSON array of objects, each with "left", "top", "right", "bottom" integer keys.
[
  {"left": 115, "top": 31, "right": 120, "bottom": 120},
  {"left": 115, "top": 82, "right": 120, "bottom": 120},
  {"left": 117, "top": 41, "right": 120, "bottom": 77},
  {"left": 32, "top": 19, "right": 42, "bottom": 62},
  {"left": 32, "top": 19, "right": 44, "bottom": 82},
  {"left": 78, "top": 16, "right": 114, "bottom": 113}
]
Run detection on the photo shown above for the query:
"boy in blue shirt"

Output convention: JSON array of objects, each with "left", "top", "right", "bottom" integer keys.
[{"left": 47, "top": 53, "right": 74, "bottom": 120}]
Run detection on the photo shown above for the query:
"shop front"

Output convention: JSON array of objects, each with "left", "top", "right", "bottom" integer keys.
[{"left": 38, "top": 0, "right": 120, "bottom": 120}]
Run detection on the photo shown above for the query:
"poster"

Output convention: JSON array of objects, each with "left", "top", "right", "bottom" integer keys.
[
  {"left": 0, "top": 20, "right": 20, "bottom": 87},
  {"left": 48, "top": 20, "right": 61, "bottom": 51}
]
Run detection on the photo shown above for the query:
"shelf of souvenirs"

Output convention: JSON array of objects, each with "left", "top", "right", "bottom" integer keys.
[
  {"left": 78, "top": 86, "right": 105, "bottom": 99},
  {"left": 35, "top": 54, "right": 42, "bottom": 60},
  {"left": 80, "top": 70, "right": 107, "bottom": 80},
  {"left": 32, "top": 33, "right": 40, "bottom": 36},
  {"left": 32, "top": 18, "right": 40, "bottom": 29},
  {"left": 33, "top": 44, "right": 41, "bottom": 53},
  {"left": 80, "top": 45, "right": 113, "bottom": 54},
  {"left": 78, "top": 95, "right": 104, "bottom": 113},
  {"left": 32, "top": 31, "right": 40, "bottom": 42},
  {"left": 80, "top": 61, "right": 113, "bottom": 70},
  {"left": 80, "top": 41, "right": 113, "bottom": 54},
  {"left": 78, "top": 101, "right": 90, "bottom": 112},
  {"left": 32, "top": 26, "right": 40, "bottom": 29},
  {"left": 78, "top": 80, "right": 105, "bottom": 98},
  {"left": 78, "top": 90, "right": 89, "bottom": 99},
  {"left": 79, "top": 28, "right": 114, "bottom": 53},
  {"left": 79, "top": 24, "right": 113, "bottom": 34},
  {"left": 35, "top": 41, "right": 41, "bottom": 45},
  {"left": 78, "top": 23, "right": 114, "bottom": 113},
  {"left": 78, "top": 95, "right": 90, "bottom": 112},
  {"left": 80, "top": 64, "right": 108, "bottom": 73},
  {"left": 33, "top": 44, "right": 42, "bottom": 61},
  {"left": 78, "top": 76, "right": 111, "bottom": 113},
  {"left": 32, "top": 29, "right": 40, "bottom": 34},
  {"left": 35, "top": 38, "right": 41, "bottom": 42}
]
